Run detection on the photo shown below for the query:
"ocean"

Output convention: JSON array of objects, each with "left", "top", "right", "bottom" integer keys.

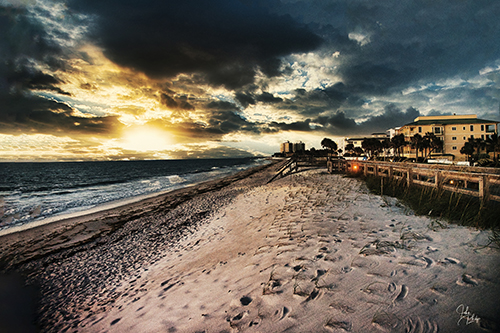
[{"left": 0, "top": 158, "right": 270, "bottom": 231}]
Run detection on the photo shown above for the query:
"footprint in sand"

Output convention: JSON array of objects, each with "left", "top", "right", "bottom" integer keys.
[
  {"left": 441, "top": 257, "right": 465, "bottom": 267},
  {"left": 311, "top": 269, "right": 327, "bottom": 283},
  {"left": 273, "top": 306, "right": 290, "bottom": 321},
  {"left": 240, "top": 296, "right": 252, "bottom": 306},
  {"left": 302, "top": 288, "right": 321, "bottom": 303},
  {"left": 395, "top": 285, "right": 408, "bottom": 301},
  {"left": 110, "top": 318, "right": 121, "bottom": 326},
  {"left": 426, "top": 246, "right": 438, "bottom": 253},
  {"left": 329, "top": 302, "right": 355, "bottom": 314},
  {"left": 457, "top": 273, "right": 478, "bottom": 286},
  {"left": 325, "top": 319, "right": 352, "bottom": 331},
  {"left": 402, "top": 316, "right": 439, "bottom": 333}
]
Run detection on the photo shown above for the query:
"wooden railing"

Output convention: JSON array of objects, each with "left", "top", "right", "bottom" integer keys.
[
  {"left": 328, "top": 159, "right": 500, "bottom": 203},
  {"left": 268, "top": 156, "right": 326, "bottom": 183}
]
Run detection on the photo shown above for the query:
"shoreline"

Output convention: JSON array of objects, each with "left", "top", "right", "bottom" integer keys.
[
  {"left": 0, "top": 161, "right": 279, "bottom": 269},
  {"left": 0, "top": 159, "right": 275, "bottom": 238},
  {"left": 1, "top": 163, "right": 499, "bottom": 332}
]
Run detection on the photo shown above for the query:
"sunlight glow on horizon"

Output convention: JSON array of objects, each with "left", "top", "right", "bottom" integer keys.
[{"left": 118, "top": 126, "right": 174, "bottom": 152}]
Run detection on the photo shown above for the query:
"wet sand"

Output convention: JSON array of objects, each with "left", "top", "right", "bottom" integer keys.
[{"left": 1, "top": 163, "right": 499, "bottom": 332}]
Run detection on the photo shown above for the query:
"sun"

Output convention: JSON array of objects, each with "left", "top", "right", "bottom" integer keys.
[{"left": 120, "top": 126, "right": 173, "bottom": 152}]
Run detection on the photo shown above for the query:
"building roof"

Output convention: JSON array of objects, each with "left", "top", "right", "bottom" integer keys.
[{"left": 402, "top": 117, "right": 499, "bottom": 127}]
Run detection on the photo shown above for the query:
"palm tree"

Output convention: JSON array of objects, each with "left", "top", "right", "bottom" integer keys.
[
  {"left": 486, "top": 134, "right": 500, "bottom": 162},
  {"left": 354, "top": 147, "right": 364, "bottom": 157},
  {"left": 460, "top": 141, "right": 475, "bottom": 162},
  {"left": 465, "top": 137, "right": 487, "bottom": 162},
  {"left": 321, "top": 138, "right": 338, "bottom": 157},
  {"left": 345, "top": 143, "right": 355, "bottom": 155},
  {"left": 362, "top": 138, "right": 382, "bottom": 159},
  {"left": 423, "top": 132, "right": 443, "bottom": 159},
  {"left": 391, "top": 134, "right": 406, "bottom": 157},
  {"left": 381, "top": 139, "right": 390, "bottom": 160},
  {"left": 410, "top": 133, "right": 423, "bottom": 160}
]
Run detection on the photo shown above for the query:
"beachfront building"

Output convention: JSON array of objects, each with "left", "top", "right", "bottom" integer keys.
[
  {"left": 280, "top": 141, "right": 306, "bottom": 155},
  {"left": 344, "top": 133, "right": 389, "bottom": 148},
  {"left": 293, "top": 141, "right": 305, "bottom": 152},
  {"left": 280, "top": 141, "right": 294, "bottom": 154},
  {"left": 397, "top": 114, "right": 499, "bottom": 161}
]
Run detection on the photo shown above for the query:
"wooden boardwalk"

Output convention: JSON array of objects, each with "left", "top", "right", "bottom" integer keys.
[
  {"left": 267, "top": 157, "right": 325, "bottom": 183},
  {"left": 328, "top": 159, "right": 500, "bottom": 203}
]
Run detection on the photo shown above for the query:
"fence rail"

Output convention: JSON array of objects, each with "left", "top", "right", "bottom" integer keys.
[
  {"left": 267, "top": 156, "right": 326, "bottom": 183},
  {"left": 328, "top": 159, "right": 500, "bottom": 203}
]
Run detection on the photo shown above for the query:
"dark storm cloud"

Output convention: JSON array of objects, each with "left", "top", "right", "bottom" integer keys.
[
  {"left": 247, "top": 83, "right": 364, "bottom": 118},
  {"left": 0, "top": 6, "right": 66, "bottom": 95},
  {"left": 206, "top": 100, "right": 239, "bottom": 111},
  {"left": 235, "top": 92, "right": 256, "bottom": 108},
  {"left": 356, "top": 105, "right": 420, "bottom": 132},
  {"left": 274, "top": 0, "right": 500, "bottom": 95},
  {"left": 0, "top": 5, "right": 88, "bottom": 137},
  {"left": 6, "top": 67, "right": 71, "bottom": 96},
  {"left": 314, "top": 105, "right": 421, "bottom": 135},
  {"left": 68, "top": 0, "right": 323, "bottom": 89},
  {"left": 206, "top": 111, "right": 260, "bottom": 135},
  {"left": 148, "top": 110, "right": 261, "bottom": 141},
  {"left": 0, "top": 94, "right": 123, "bottom": 136},
  {"left": 269, "top": 119, "right": 312, "bottom": 132},
  {"left": 256, "top": 92, "right": 283, "bottom": 104},
  {"left": 315, "top": 112, "right": 357, "bottom": 132},
  {"left": 160, "top": 94, "right": 195, "bottom": 112}
]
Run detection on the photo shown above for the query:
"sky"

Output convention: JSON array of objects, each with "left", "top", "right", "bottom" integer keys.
[{"left": 1, "top": 0, "right": 499, "bottom": 161}]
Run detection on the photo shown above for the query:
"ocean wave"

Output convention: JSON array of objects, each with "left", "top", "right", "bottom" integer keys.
[{"left": 0, "top": 158, "right": 270, "bottom": 231}]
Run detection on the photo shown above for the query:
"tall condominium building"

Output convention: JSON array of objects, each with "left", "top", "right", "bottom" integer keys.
[
  {"left": 280, "top": 141, "right": 305, "bottom": 154},
  {"left": 396, "top": 114, "right": 499, "bottom": 161}
]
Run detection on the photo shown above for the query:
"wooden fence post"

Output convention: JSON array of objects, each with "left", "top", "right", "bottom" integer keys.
[
  {"left": 479, "top": 175, "right": 489, "bottom": 203},
  {"left": 435, "top": 171, "right": 441, "bottom": 189},
  {"left": 407, "top": 167, "right": 413, "bottom": 187}
]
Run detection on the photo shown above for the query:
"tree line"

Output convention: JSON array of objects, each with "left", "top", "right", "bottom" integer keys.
[{"left": 321, "top": 133, "right": 500, "bottom": 165}]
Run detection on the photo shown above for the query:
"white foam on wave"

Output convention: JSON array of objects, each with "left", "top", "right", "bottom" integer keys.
[{"left": 0, "top": 159, "right": 271, "bottom": 233}]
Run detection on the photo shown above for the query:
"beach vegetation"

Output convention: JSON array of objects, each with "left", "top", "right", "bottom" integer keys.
[{"left": 359, "top": 175, "right": 500, "bottom": 230}]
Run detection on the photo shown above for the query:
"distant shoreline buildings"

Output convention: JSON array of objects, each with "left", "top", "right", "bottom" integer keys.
[
  {"left": 280, "top": 141, "right": 305, "bottom": 155},
  {"left": 276, "top": 114, "right": 499, "bottom": 162}
]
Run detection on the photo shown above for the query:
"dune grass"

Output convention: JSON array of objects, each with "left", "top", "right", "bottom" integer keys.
[{"left": 357, "top": 174, "right": 500, "bottom": 231}]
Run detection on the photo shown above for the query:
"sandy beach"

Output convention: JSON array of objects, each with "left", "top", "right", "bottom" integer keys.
[{"left": 1, "top": 163, "right": 499, "bottom": 332}]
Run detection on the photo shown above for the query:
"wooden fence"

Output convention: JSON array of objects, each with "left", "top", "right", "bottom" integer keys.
[
  {"left": 328, "top": 159, "right": 500, "bottom": 203},
  {"left": 267, "top": 156, "right": 326, "bottom": 183}
]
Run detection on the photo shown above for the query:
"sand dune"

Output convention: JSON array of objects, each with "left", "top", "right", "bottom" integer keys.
[{"left": 1, "top": 166, "right": 499, "bottom": 332}]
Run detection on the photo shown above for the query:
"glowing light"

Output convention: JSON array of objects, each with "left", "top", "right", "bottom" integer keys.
[
  {"left": 353, "top": 165, "right": 358, "bottom": 171},
  {"left": 119, "top": 126, "right": 172, "bottom": 152}
]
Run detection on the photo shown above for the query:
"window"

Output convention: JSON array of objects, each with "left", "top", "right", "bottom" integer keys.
[
  {"left": 452, "top": 137, "right": 457, "bottom": 140},
  {"left": 470, "top": 125, "right": 474, "bottom": 131},
  {"left": 463, "top": 127, "right": 466, "bottom": 130},
  {"left": 410, "top": 127, "right": 415, "bottom": 131},
  {"left": 434, "top": 127, "right": 441, "bottom": 134},
  {"left": 452, "top": 146, "right": 457, "bottom": 150},
  {"left": 452, "top": 127, "right": 456, "bottom": 131},
  {"left": 481, "top": 135, "right": 484, "bottom": 139},
  {"left": 463, "top": 137, "right": 466, "bottom": 140},
  {"left": 418, "top": 127, "right": 422, "bottom": 133},
  {"left": 481, "top": 125, "right": 484, "bottom": 131},
  {"left": 486, "top": 124, "right": 496, "bottom": 132}
]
